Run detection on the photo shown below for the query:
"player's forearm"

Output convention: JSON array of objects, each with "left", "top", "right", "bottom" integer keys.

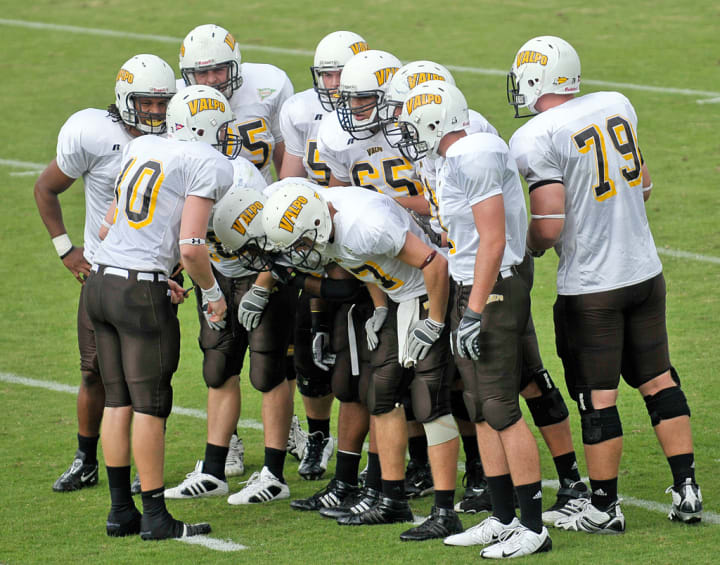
[
  {"left": 34, "top": 183, "right": 68, "bottom": 237},
  {"left": 422, "top": 254, "right": 449, "bottom": 323},
  {"left": 468, "top": 241, "right": 503, "bottom": 313},
  {"left": 180, "top": 246, "right": 216, "bottom": 291}
]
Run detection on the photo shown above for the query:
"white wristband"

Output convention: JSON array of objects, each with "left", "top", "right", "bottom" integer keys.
[
  {"left": 531, "top": 214, "right": 566, "bottom": 220},
  {"left": 201, "top": 279, "right": 223, "bottom": 302},
  {"left": 642, "top": 182, "right": 653, "bottom": 193},
  {"left": 101, "top": 219, "right": 112, "bottom": 229},
  {"left": 52, "top": 234, "right": 73, "bottom": 257}
]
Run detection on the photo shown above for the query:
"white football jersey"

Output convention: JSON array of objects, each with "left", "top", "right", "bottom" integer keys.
[
  {"left": 436, "top": 133, "right": 527, "bottom": 285},
  {"left": 509, "top": 91, "right": 661, "bottom": 295},
  {"left": 207, "top": 156, "right": 268, "bottom": 278},
  {"left": 176, "top": 62, "right": 293, "bottom": 182},
  {"left": 279, "top": 88, "right": 332, "bottom": 185},
  {"left": 55, "top": 108, "right": 134, "bottom": 263},
  {"left": 321, "top": 187, "right": 435, "bottom": 302},
  {"left": 418, "top": 109, "right": 499, "bottom": 234},
  {"left": 317, "top": 112, "right": 424, "bottom": 199},
  {"left": 93, "top": 135, "right": 234, "bottom": 274}
]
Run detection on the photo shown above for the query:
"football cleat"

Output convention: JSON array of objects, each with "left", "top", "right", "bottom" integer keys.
[
  {"left": 404, "top": 459, "right": 434, "bottom": 498},
  {"left": 319, "top": 486, "right": 381, "bottom": 519},
  {"left": 337, "top": 496, "right": 413, "bottom": 525},
  {"left": 444, "top": 516, "right": 520, "bottom": 547},
  {"left": 164, "top": 461, "right": 229, "bottom": 499},
  {"left": 139, "top": 513, "right": 211, "bottom": 540},
  {"left": 554, "top": 499, "right": 625, "bottom": 534},
  {"left": 106, "top": 507, "right": 142, "bottom": 537},
  {"left": 130, "top": 474, "right": 142, "bottom": 496},
  {"left": 454, "top": 488, "right": 493, "bottom": 514},
  {"left": 287, "top": 415, "right": 309, "bottom": 461},
  {"left": 666, "top": 478, "right": 702, "bottom": 524},
  {"left": 52, "top": 450, "right": 99, "bottom": 492},
  {"left": 542, "top": 479, "right": 590, "bottom": 525},
  {"left": 400, "top": 505, "right": 463, "bottom": 541},
  {"left": 298, "top": 432, "right": 335, "bottom": 480},
  {"left": 290, "top": 478, "right": 359, "bottom": 511},
  {"left": 462, "top": 459, "right": 486, "bottom": 500},
  {"left": 227, "top": 466, "right": 290, "bottom": 505},
  {"left": 357, "top": 463, "right": 368, "bottom": 488},
  {"left": 225, "top": 434, "right": 245, "bottom": 477},
  {"left": 479, "top": 524, "right": 552, "bottom": 559}
]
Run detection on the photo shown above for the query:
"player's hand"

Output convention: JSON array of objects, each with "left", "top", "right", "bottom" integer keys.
[
  {"left": 365, "top": 306, "right": 388, "bottom": 351},
  {"left": 312, "top": 331, "right": 336, "bottom": 371},
  {"left": 168, "top": 279, "right": 187, "bottom": 305},
  {"left": 238, "top": 284, "right": 270, "bottom": 331},
  {"left": 407, "top": 318, "right": 444, "bottom": 365},
  {"left": 202, "top": 294, "right": 227, "bottom": 331},
  {"left": 62, "top": 246, "right": 90, "bottom": 284},
  {"left": 456, "top": 307, "right": 483, "bottom": 360}
]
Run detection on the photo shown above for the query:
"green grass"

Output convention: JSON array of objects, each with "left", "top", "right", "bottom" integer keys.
[{"left": 1, "top": 1, "right": 719, "bottom": 563}]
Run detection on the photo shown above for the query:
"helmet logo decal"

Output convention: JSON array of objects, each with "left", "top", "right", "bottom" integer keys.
[
  {"left": 278, "top": 196, "right": 309, "bottom": 232},
  {"left": 556, "top": 77, "right": 568, "bottom": 84},
  {"left": 180, "top": 44, "right": 185, "bottom": 57},
  {"left": 516, "top": 50, "right": 548, "bottom": 67},
  {"left": 232, "top": 201, "right": 264, "bottom": 235},
  {"left": 116, "top": 69, "right": 134, "bottom": 84},
  {"left": 405, "top": 93, "right": 443, "bottom": 115},
  {"left": 407, "top": 72, "right": 446, "bottom": 89},
  {"left": 373, "top": 67, "right": 399, "bottom": 87},
  {"left": 187, "top": 98, "right": 226, "bottom": 116},
  {"left": 224, "top": 33, "right": 237, "bottom": 51},
  {"left": 350, "top": 41, "right": 369, "bottom": 55}
]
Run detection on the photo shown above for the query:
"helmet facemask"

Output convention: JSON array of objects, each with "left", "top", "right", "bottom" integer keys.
[
  {"left": 214, "top": 121, "right": 243, "bottom": 160},
  {"left": 182, "top": 61, "right": 242, "bottom": 100},
  {"left": 124, "top": 93, "right": 174, "bottom": 134},
  {"left": 286, "top": 230, "right": 328, "bottom": 272},
  {"left": 337, "top": 90, "right": 386, "bottom": 140},
  {"left": 311, "top": 66, "right": 343, "bottom": 111}
]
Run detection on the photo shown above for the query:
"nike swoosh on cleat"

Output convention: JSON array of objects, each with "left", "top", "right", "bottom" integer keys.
[{"left": 80, "top": 471, "right": 97, "bottom": 482}]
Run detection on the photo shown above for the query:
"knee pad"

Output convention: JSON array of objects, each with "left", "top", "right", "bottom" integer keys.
[
  {"left": 202, "top": 349, "right": 232, "bottom": 389},
  {"left": 482, "top": 397, "right": 522, "bottom": 431},
  {"left": 80, "top": 370, "right": 102, "bottom": 388},
  {"left": 644, "top": 386, "right": 690, "bottom": 427},
  {"left": 409, "top": 374, "right": 449, "bottom": 424},
  {"left": 366, "top": 374, "right": 402, "bottom": 416},
  {"left": 461, "top": 390, "right": 486, "bottom": 424},
  {"left": 451, "top": 389, "right": 471, "bottom": 421},
  {"left": 580, "top": 403, "right": 623, "bottom": 445},
  {"left": 525, "top": 387, "right": 570, "bottom": 428},
  {"left": 249, "top": 351, "right": 286, "bottom": 393},
  {"left": 135, "top": 389, "right": 173, "bottom": 419},
  {"left": 297, "top": 372, "right": 332, "bottom": 398},
  {"left": 422, "top": 414, "right": 459, "bottom": 446}
]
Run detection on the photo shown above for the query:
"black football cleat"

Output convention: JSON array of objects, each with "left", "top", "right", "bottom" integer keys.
[
  {"left": 337, "top": 496, "right": 413, "bottom": 525},
  {"left": 400, "top": 506, "right": 463, "bottom": 541},
  {"left": 53, "top": 450, "right": 99, "bottom": 492}
]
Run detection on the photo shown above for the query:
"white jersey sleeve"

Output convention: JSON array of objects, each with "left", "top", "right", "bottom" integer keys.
[{"left": 317, "top": 113, "right": 353, "bottom": 183}]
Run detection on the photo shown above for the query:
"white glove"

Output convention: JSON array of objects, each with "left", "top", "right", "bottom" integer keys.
[
  {"left": 238, "top": 284, "right": 270, "bottom": 331},
  {"left": 312, "top": 331, "right": 336, "bottom": 371},
  {"left": 456, "top": 308, "right": 483, "bottom": 360},
  {"left": 201, "top": 295, "right": 227, "bottom": 331},
  {"left": 406, "top": 318, "right": 444, "bottom": 365},
  {"left": 365, "top": 306, "right": 388, "bottom": 351}
]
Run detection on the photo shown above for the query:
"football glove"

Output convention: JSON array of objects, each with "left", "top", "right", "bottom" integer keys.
[
  {"left": 312, "top": 331, "right": 336, "bottom": 371},
  {"left": 456, "top": 307, "right": 483, "bottom": 360},
  {"left": 201, "top": 298, "right": 227, "bottom": 331},
  {"left": 365, "top": 306, "right": 388, "bottom": 351},
  {"left": 238, "top": 284, "right": 270, "bottom": 331},
  {"left": 406, "top": 318, "right": 445, "bottom": 365}
]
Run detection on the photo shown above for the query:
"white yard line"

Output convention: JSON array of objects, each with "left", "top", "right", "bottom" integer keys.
[
  {"left": 176, "top": 536, "right": 247, "bottom": 551},
  {"left": 1, "top": 18, "right": 719, "bottom": 100}
]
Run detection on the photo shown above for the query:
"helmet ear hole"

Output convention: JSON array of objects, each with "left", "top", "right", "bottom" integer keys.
[{"left": 196, "top": 128, "right": 205, "bottom": 137}]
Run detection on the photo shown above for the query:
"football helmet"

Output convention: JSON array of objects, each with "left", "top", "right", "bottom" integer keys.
[
  {"left": 507, "top": 35, "right": 581, "bottom": 118},
  {"left": 261, "top": 179, "right": 332, "bottom": 271},
  {"left": 311, "top": 31, "right": 369, "bottom": 111},
  {"left": 396, "top": 80, "right": 470, "bottom": 161},
  {"left": 336, "top": 50, "right": 401, "bottom": 139},
  {"left": 179, "top": 24, "right": 243, "bottom": 99},
  {"left": 114, "top": 54, "right": 177, "bottom": 134},
  {"left": 166, "top": 85, "right": 242, "bottom": 159},
  {"left": 213, "top": 187, "right": 276, "bottom": 271}
]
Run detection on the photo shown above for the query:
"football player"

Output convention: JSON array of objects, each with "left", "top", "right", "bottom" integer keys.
[
  {"left": 84, "top": 84, "right": 237, "bottom": 539},
  {"left": 34, "top": 54, "right": 177, "bottom": 493},
  {"left": 507, "top": 36, "right": 701, "bottom": 530},
  {"left": 262, "top": 181, "right": 464, "bottom": 542},
  {"left": 395, "top": 81, "right": 551, "bottom": 558}
]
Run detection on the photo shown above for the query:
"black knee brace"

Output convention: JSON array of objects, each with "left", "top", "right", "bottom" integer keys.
[
  {"left": 644, "top": 386, "right": 691, "bottom": 427},
  {"left": 525, "top": 388, "right": 570, "bottom": 428},
  {"left": 580, "top": 403, "right": 623, "bottom": 445},
  {"left": 670, "top": 365, "right": 681, "bottom": 386},
  {"left": 451, "top": 389, "right": 471, "bottom": 421}
]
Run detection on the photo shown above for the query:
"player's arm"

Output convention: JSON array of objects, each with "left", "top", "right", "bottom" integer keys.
[
  {"left": 468, "top": 194, "right": 505, "bottom": 313},
  {"left": 180, "top": 195, "right": 227, "bottom": 322},
  {"left": 329, "top": 173, "right": 350, "bottom": 187},
  {"left": 526, "top": 182, "right": 565, "bottom": 255},
  {"left": 394, "top": 194, "right": 431, "bottom": 215},
  {"left": 396, "top": 232, "right": 448, "bottom": 323},
  {"left": 272, "top": 140, "right": 286, "bottom": 176},
  {"left": 34, "top": 159, "right": 90, "bottom": 282},
  {"left": 641, "top": 163, "right": 652, "bottom": 202},
  {"left": 99, "top": 197, "right": 117, "bottom": 241},
  {"left": 278, "top": 152, "right": 307, "bottom": 180}
]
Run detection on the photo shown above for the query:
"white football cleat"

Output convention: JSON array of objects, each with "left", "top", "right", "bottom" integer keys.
[
  {"left": 225, "top": 434, "right": 245, "bottom": 477},
  {"left": 287, "top": 415, "right": 308, "bottom": 461},
  {"left": 227, "top": 466, "right": 290, "bottom": 505},
  {"left": 479, "top": 524, "right": 552, "bottom": 559},
  {"left": 444, "top": 516, "right": 520, "bottom": 546},
  {"left": 666, "top": 478, "right": 702, "bottom": 523},
  {"left": 554, "top": 499, "right": 625, "bottom": 534},
  {"left": 164, "top": 461, "right": 229, "bottom": 499}
]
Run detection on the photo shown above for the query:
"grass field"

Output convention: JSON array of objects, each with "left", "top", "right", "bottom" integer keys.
[{"left": 1, "top": 1, "right": 719, "bottom": 563}]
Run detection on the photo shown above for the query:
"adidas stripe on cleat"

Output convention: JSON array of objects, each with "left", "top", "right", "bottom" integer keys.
[
  {"left": 290, "top": 478, "right": 359, "bottom": 511},
  {"left": 227, "top": 466, "right": 290, "bottom": 505},
  {"left": 164, "top": 461, "right": 229, "bottom": 499},
  {"left": 667, "top": 478, "right": 702, "bottom": 524},
  {"left": 542, "top": 480, "right": 590, "bottom": 525},
  {"left": 554, "top": 499, "right": 625, "bottom": 534}
]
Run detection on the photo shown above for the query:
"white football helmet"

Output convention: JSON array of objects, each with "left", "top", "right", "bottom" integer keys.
[
  {"left": 336, "top": 50, "right": 401, "bottom": 139},
  {"left": 261, "top": 180, "right": 332, "bottom": 271},
  {"left": 179, "top": 24, "right": 243, "bottom": 99},
  {"left": 396, "top": 80, "right": 470, "bottom": 161},
  {"left": 114, "top": 54, "right": 177, "bottom": 134},
  {"left": 507, "top": 35, "right": 581, "bottom": 118},
  {"left": 311, "top": 31, "right": 369, "bottom": 111},
  {"left": 166, "top": 85, "right": 242, "bottom": 159},
  {"left": 213, "top": 187, "right": 276, "bottom": 271}
]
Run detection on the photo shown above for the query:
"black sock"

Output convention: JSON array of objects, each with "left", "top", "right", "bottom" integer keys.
[
  {"left": 335, "top": 450, "right": 361, "bottom": 485},
  {"left": 486, "top": 474, "right": 515, "bottom": 524},
  {"left": 141, "top": 486, "right": 168, "bottom": 520},
  {"left": 668, "top": 453, "right": 695, "bottom": 487},
  {"left": 307, "top": 417, "right": 330, "bottom": 438},
  {"left": 434, "top": 489, "right": 455, "bottom": 509},
  {"left": 553, "top": 451, "right": 581, "bottom": 485},
  {"left": 264, "top": 446, "right": 287, "bottom": 482},
  {"left": 140, "top": 486, "right": 184, "bottom": 537},
  {"left": 461, "top": 434, "right": 479, "bottom": 464},
  {"left": 107, "top": 465, "right": 134, "bottom": 513},
  {"left": 590, "top": 478, "right": 618, "bottom": 511},
  {"left": 365, "top": 452, "right": 382, "bottom": 491},
  {"left": 408, "top": 434, "right": 428, "bottom": 464},
  {"left": 382, "top": 478, "right": 405, "bottom": 501},
  {"left": 515, "top": 481, "right": 543, "bottom": 533},
  {"left": 78, "top": 434, "right": 99, "bottom": 464},
  {"left": 202, "top": 443, "right": 229, "bottom": 481}
]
